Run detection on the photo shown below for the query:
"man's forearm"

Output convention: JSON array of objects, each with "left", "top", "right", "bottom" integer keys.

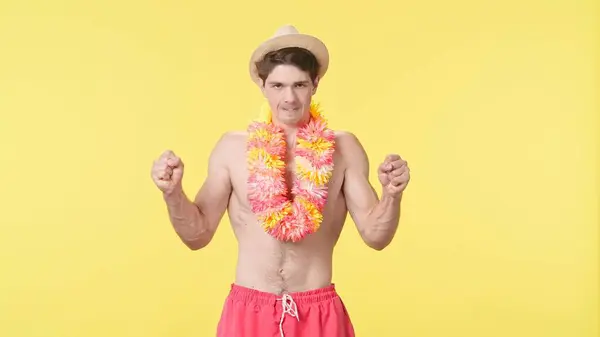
[
  {"left": 163, "top": 190, "right": 210, "bottom": 244},
  {"left": 362, "top": 192, "right": 403, "bottom": 250}
]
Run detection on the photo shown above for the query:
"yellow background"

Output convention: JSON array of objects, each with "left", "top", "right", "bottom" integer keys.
[{"left": 1, "top": 0, "right": 598, "bottom": 336}]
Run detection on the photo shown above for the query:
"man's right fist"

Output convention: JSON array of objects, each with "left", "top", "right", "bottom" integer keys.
[{"left": 151, "top": 150, "right": 184, "bottom": 195}]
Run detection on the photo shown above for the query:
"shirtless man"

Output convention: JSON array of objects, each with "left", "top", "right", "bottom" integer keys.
[{"left": 150, "top": 26, "right": 410, "bottom": 337}]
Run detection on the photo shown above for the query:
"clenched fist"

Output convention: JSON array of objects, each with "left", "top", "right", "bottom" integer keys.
[
  {"left": 151, "top": 150, "right": 184, "bottom": 195},
  {"left": 378, "top": 154, "right": 410, "bottom": 197}
]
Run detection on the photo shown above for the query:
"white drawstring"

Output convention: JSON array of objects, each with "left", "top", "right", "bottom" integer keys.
[{"left": 277, "top": 294, "right": 299, "bottom": 337}]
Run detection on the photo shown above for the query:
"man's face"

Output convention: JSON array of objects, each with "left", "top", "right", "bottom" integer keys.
[{"left": 261, "top": 64, "right": 318, "bottom": 126}]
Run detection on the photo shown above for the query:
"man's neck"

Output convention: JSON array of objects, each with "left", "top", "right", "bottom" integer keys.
[
  {"left": 272, "top": 113, "right": 310, "bottom": 133},
  {"left": 277, "top": 123, "right": 299, "bottom": 134},
  {"left": 272, "top": 117, "right": 308, "bottom": 148},
  {"left": 273, "top": 123, "right": 299, "bottom": 148}
]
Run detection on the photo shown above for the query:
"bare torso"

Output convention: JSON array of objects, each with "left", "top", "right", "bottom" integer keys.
[{"left": 223, "top": 131, "right": 349, "bottom": 295}]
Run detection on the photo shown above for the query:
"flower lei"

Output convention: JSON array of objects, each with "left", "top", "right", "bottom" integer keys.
[{"left": 246, "top": 102, "right": 335, "bottom": 242}]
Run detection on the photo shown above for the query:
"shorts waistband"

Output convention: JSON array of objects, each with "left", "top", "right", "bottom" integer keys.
[{"left": 227, "top": 283, "right": 339, "bottom": 305}]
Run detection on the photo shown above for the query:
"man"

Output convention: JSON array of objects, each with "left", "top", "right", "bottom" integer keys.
[{"left": 150, "top": 25, "right": 410, "bottom": 337}]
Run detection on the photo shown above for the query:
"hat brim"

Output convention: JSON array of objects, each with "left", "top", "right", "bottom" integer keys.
[{"left": 249, "top": 33, "right": 329, "bottom": 86}]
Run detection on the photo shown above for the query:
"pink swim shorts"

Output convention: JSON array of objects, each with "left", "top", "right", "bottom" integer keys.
[{"left": 216, "top": 283, "right": 355, "bottom": 337}]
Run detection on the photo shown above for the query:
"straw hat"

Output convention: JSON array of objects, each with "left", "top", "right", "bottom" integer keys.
[{"left": 249, "top": 25, "right": 329, "bottom": 86}]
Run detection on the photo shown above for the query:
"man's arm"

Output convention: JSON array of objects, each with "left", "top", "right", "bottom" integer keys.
[
  {"left": 340, "top": 133, "right": 407, "bottom": 250},
  {"left": 164, "top": 134, "right": 233, "bottom": 250}
]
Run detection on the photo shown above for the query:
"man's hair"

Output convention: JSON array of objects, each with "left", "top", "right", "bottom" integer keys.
[{"left": 255, "top": 47, "right": 320, "bottom": 85}]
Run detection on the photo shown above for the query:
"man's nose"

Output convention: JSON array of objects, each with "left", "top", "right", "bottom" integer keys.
[{"left": 283, "top": 87, "right": 297, "bottom": 103}]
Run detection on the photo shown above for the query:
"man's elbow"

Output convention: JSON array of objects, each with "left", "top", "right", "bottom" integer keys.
[
  {"left": 360, "top": 227, "right": 395, "bottom": 251},
  {"left": 180, "top": 229, "right": 215, "bottom": 251},
  {"left": 364, "top": 237, "right": 392, "bottom": 251},
  {"left": 185, "top": 239, "right": 209, "bottom": 250}
]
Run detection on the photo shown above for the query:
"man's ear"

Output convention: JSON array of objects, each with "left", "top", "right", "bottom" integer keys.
[
  {"left": 260, "top": 79, "right": 267, "bottom": 96},
  {"left": 312, "top": 77, "right": 320, "bottom": 94}
]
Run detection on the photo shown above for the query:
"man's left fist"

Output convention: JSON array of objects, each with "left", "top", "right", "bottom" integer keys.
[{"left": 378, "top": 154, "right": 410, "bottom": 197}]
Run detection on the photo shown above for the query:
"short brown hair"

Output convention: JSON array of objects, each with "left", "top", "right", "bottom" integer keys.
[{"left": 255, "top": 47, "right": 320, "bottom": 85}]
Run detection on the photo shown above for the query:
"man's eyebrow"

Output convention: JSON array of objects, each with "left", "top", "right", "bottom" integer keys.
[{"left": 266, "top": 80, "right": 310, "bottom": 86}]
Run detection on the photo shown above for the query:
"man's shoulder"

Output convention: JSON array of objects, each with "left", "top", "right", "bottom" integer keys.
[
  {"left": 211, "top": 131, "right": 247, "bottom": 154},
  {"left": 334, "top": 130, "right": 362, "bottom": 148},
  {"left": 219, "top": 130, "right": 248, "bottom": 142},
  {"left": 333, "top": 130, "right": 368, "bottom": 162}
]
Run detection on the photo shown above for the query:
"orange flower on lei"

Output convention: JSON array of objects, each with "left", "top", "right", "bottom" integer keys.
[{"left": 246, "top": 102, "right": 335, "bottom": 242}]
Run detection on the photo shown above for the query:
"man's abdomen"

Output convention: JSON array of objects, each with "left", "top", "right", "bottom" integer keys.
[
  {"left": 234, "top": 239, "right": 335, "bottom": 294},
  {"left": 228, "top": 192, "right": 345, "bottom": 294}
]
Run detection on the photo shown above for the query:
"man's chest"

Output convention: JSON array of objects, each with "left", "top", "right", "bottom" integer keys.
[{"left": 227, "top": 143, "right": 346, "bottom": 202}]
